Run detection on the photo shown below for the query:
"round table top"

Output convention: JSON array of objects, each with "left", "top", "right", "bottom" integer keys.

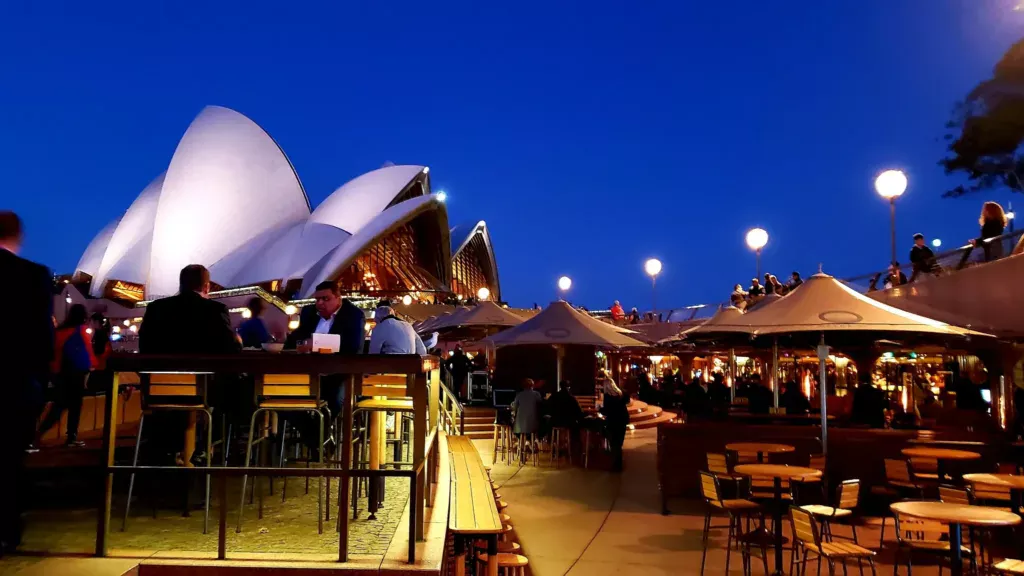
[
  {"left": 963, "top": 474, "right": 1024, "bottom": 490},
  {"left": 890, "top": 501, "right": 1021, "bottom": 527},
  {"left": 725, "top": 442, "right": 796, "bottom": 454},
  {"left": 734, "top": 464, "right": 823, "bottom": 480},
  {"left": 901, "top": 447, "right": 982, "bottom": 461}
]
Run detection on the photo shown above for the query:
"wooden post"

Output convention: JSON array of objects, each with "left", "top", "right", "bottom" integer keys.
[
  {"left": 413, "top": 372, "right": 427, "bottom": 541},
  {"left": 96, "top": 372, "right": 121, "bottom": 556},
  {"left": 338, "top": 375, "right": 354, "bottom": 562}
]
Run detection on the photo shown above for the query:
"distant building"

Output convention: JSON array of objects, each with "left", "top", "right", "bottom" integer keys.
[{"left": 72, "top": 106, "right": 499, "bottom": 304}]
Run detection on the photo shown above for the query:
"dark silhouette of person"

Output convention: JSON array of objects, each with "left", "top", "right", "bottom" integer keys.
[
  {"left": 0, "top": 211, "right": 52, "bottom": 553},
  {"left": 138, "top": 264, "right": 241, "bottom": 461},
  {"left": 685, "top": 376, "right": 711, "bottom": 419},
  {"left": 37, "top": 304, "right": 96, "bottom": 447},
  {"left": 445, "top": 345, "right": 473, "bottom": 399},
  {"left": 782, "top": 381, "right": 811, "bottom": 415},
  {"left": 850, "top": 377, "right": 886, "bottom": 428},
  {"left": 599, "top": 373, "right": 630, "bottom": 472},
  {"left": 547, "top": 381, "right": 584, "bottom": 430}
]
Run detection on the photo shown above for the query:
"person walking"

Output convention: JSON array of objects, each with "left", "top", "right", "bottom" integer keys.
[
  {"left": 0, "top": 211, "right": 52, "bottom": 554},
  {"left": 37, "top": 304, "right": 95, "bottom": 448}
]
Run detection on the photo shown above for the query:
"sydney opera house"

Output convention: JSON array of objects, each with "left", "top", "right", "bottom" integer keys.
[{"left": 71, "top": 106, "right": 500, "bottom": 307}]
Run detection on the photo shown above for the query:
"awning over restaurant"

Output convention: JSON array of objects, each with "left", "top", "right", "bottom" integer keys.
[{"left": 486, "top": 301, "right": 647, "bottom": 348}]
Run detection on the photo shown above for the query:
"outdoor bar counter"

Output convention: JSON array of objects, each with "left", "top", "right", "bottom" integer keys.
[
  {"left": 657, "top": 419, "right": 1013, "bottom": 510},
  {"left": 98, "top": 352, "right": 440, "bottom": 563}
]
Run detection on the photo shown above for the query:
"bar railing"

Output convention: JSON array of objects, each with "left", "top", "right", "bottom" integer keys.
[
  {"left": 98, "top": 353, "right": 440, "bottom": 565},
  {"left": 842, "top": 229, "right": 1024, "bottom": 292},
  {"left": 439, "top": 378, "right": 464, "bottom": 435}
]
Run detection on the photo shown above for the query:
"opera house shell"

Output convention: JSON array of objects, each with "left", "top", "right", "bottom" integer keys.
[{"left": 74, "top": 106, "right": 500, "bottom": 303}]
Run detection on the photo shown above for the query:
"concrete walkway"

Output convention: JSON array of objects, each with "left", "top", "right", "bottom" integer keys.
[{"left": 475, "top": 429, "right": 945, "bottom": 576}]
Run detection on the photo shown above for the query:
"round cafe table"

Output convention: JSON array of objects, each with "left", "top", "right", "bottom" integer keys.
[
  {"left": 890, "top": 501, "right": 1020, "bottom": 576},
  {"left": 734, "top": 464, "right": 822, "bottom": 576},
  {"left": 963, "top": 473, "right": 1024, "bottom": 512},
  {"left": 726, "top": 442, "right": 795, "bottom": 463},
  {"left": 901, "top": 447, "right": 981, "bottom": 481}
]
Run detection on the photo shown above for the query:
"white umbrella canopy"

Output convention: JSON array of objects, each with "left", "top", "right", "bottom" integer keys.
[
  {"left": 428, "top": 300, "right": 523, "bottom": 331},
  {"left": 486, "top": 300, "right": 647, "bottom": 348},
  {"left": 713, "top": 272, "right": 990, "bottom": 338}
]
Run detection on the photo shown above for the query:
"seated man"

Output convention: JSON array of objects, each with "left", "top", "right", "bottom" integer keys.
[
  {"left": 368, "top": 305, "right": 426, "bottom": 355},
  {"left": 285, "top": 281, "right": 365, "bottom": 418},
  {"left": 138, "top": 264, "right": 241, "bottom": 463}
]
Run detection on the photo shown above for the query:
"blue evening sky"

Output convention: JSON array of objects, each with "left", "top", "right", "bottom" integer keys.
[{"left": 1, "top": 1, "right": 1021, "bottom": 311}]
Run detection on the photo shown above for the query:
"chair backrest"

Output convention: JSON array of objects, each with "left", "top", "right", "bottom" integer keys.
[
  {"left": 734, "top": 451, "right": 758, "bottom": 465},
  {"left": 909, "top": 457, "right": 939, "bottom": 475},
  {"left": 893, "top": 513, "right": 948, "bottom": 544},
  {"left": 837, "top": 479, "right": 860, "bottom": 510},
  {"left": 938, "top": 484, "right": 972, "bottom": 505},
  {"left": 699, "top": 471, "right": 720, "bottom": 502},
  {"left": 808, "top": 454, "right": 826, "bottom": 472},
  {"left": 262, "top": 374, "right": 313, "bottom": 397},
  {"left": 146, "top": 373, "right": 199, "bottom": 396},
  {"left": 884, "top": 459, "right": 913, "bottom": 484},
  {"left": 971, "top": 481, "right": 1012, "bottom": 503},
  {"left": 707, "top": 453, "right": 730, "bottom": 475},
  {"left": 362, "top": 374, "right": 411, "bottom": 398},
  {"left": 789, "top": 507, "right": 819, "bottom": 548}
]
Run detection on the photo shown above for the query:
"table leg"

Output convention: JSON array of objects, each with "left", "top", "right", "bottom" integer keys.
[
  {"left": 184, "top": 412, "right": 197, "bottom": 467},
  {"left": 757, "top": 451, "right": 765, "bottom": 463},
  {"left": 454, "top": 535, "right": 466, "bottom": 576},
  {"left": 773, "top": 477, "right": 784, "bottom": 576},
  {"left": 949, "top": 522, "right": 963, "bottom": 576},
  {"left": 487, "top": 535, "right": 499, "bottom": 576}
]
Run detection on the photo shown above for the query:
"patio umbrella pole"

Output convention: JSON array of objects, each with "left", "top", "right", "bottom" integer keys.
[
  {"left": 555, "top": 345, "right": 563, "bottom": 391},
  {"left": 817, "top": 332, "right": 829, "bottom": 458},
  {"left": 729, "top": 348, "right": 736, "bottom": 403},
  {"left": 772, "top": 338, "right": 780, "bottom": 409}
]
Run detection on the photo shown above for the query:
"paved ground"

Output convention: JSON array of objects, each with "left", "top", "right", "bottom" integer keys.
[
  {"left": 476, "top": 429, "right": 965, "bottom": 576},
  {"left": 15, "top": 474, "right": 409, "bottom": 557}
]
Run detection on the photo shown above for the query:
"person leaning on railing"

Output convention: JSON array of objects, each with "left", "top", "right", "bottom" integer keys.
[
  {"left": 909, "top": 233, "right": 942, "bottom": 278},
  {"left": 969, "top": 201, "right": 1008, "bottom": 262}
]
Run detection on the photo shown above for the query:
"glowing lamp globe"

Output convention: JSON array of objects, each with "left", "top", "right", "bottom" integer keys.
[
  {"left": 932, "top": 239, "right": 942, "bottom": 248},
  {"left": 557, "top": 276, "right": 572, "bottom": 291},
  {"left": 644, "top": 258, "right": 662, "bottom": 277},
  {"left": 402, "top": 294, "right": 413, "bottom": 306},
  {"left": 477, "top": 287, "right": 490, "bottom": 301},
  {"left": 241, "top": 309, "right": 252, "bottom": 319},
  {"left": 875, "top": 169, "right": 908, "bottom": 200},
  {"left": 745, "top": 228, "right": 769, "bottom": 251},
  {"left": 284, "top": 304, "right": 297, "bottom": 316},
  {"left": 288, "top": 320, "right": 300, "bottom": 330}
]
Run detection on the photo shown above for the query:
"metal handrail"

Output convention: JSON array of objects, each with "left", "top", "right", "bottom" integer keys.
[
  {"left": 842, "top": 229, "right": 1024, "bottom": 291},
  {"left": 439, "top": 377, "right": 465, "bottom": 435},
  {"left": 103, "top": 425, "right": 439, "bottom": 565}
]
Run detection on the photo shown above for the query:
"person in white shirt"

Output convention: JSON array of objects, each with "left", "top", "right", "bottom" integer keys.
[{"left": 369, "top": 306, "right": 426, "bottom": 355}]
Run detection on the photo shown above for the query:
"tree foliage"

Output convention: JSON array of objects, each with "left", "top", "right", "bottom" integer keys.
[{"left": 941, "top": 39, "right": 1024, "bottom": 198}]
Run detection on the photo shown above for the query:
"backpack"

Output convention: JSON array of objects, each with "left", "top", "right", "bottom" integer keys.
[{"left": 62, "top": 328, "right": 92, "bottom": 373}]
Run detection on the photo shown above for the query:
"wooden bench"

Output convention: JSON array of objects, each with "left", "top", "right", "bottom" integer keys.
[{"left": 448, "top": 435, "right": 504, "bottom": 576}]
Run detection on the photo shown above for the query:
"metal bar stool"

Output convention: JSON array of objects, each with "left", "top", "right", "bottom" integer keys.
[
  {"left": 236, "top": 373, "right": 325, "bottom": 534},
  {"left": 550, "top": 427, "right": 572, "bottom": 467},
  {"left": 123, "top": 372, "right": 214, "bottom": 534}
]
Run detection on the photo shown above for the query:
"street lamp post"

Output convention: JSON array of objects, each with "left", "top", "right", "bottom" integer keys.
[
  {"left": 644, "top": 258, "right": 662, "bottom": 316},
  {"left": 875, "top": 169, "right": 908, "bottom": 265},
  {"left": 745, "top": 228, "right": 768, "bottom": 278}
]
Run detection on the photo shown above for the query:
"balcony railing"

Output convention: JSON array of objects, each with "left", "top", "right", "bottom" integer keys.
[{"left": 842, "top": 229, "right": 1024, "bottom": 293}]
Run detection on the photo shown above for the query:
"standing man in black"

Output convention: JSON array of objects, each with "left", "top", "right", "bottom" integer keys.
[
  {"left": 138, "top": 264, "right": 241, "bottom": 463},
  {"left": 0, "top": 212, "right": 52, "bottom": 554}
]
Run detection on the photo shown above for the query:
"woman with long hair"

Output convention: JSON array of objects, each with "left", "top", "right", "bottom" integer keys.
[
  {"left": 971, "top": 201, "right": 1008, "bottom": 261},
  {"left": 38, "top": 304, "right": 96, "bottom": 447},
  {"left": 599, "top": 370, "right": 630, "bottom": 472}
]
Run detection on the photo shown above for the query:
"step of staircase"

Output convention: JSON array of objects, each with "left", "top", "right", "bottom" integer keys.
[
  {"left": 628, "top": 406, "right": 663, "bottom": 423},
  {"left": 631, "top": 411, "right": 677, "bottom": 429}
]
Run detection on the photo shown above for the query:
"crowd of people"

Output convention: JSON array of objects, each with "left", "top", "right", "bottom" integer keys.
[{"left": 729, "top": 271, "right": 803, "bottom": 309}]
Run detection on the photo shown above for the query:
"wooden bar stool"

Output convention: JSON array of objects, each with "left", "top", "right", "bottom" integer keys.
[
  {"left": 499, "top": 523, "right": 514, "bottom": 542},
  {"left": 516, "top": 433, "right": 539, "bottom": 466},
  {"left": 475, "top": 541, "right": 521, "bottom": 554},
  {"left": 237, "top": 373, "right": 326, "bottom": 534},
  {"left": 496, "top": 500, "right": 508, "bottom": 511},
  {"left": 476, "top": 552, "right": 528, "bottom": 575},
  {"left": 124, "top": 372, "right": 214, "bottom": 534},
  {"left": 550, "top": 427, "right": 571, "bottom": 466},
  {"left": 493, "top": 422, "right": 513, "bottom": 465}
]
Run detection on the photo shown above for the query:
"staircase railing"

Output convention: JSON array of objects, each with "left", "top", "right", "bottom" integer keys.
[{"left": 439, "top": 376, "right": 465, "bottom": 435}]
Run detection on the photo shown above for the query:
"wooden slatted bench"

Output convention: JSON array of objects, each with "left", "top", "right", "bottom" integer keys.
[{"left": 448, "top": 435, "right": 504, "bottom": 576}]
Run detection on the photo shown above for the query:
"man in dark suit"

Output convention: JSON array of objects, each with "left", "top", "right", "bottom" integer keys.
[
  {"left": 138, "top": 264, "right": 241, "bottom": 461},
  {"left": 0, "top": 211, "right": 52, "bottom": 554},
  {"left": 285, "top": 281, "right": 365, "bottom": 417}
]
